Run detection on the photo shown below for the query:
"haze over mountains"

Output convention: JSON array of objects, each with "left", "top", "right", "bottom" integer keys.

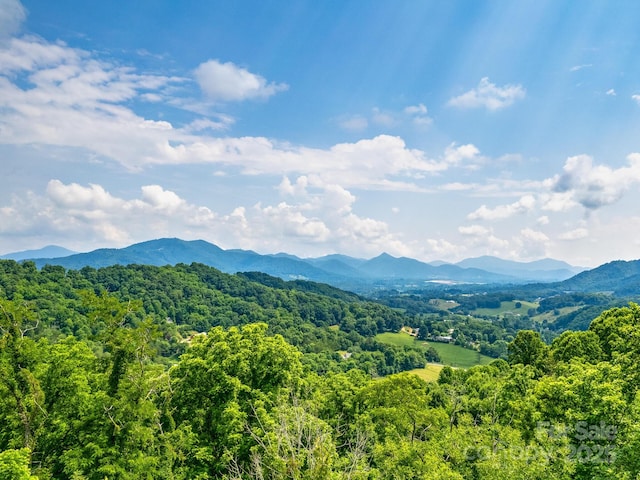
[
  {"left": 4, "top": 238, "right": 640, "bottom": 295},
  {"left": 0, "top": 245, "right": 78, "bottom": 261},
  {"left": 2, "top": 238, "right": 589, "bottom": 288}
]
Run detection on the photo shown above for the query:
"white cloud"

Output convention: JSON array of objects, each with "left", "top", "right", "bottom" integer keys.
[
  {"left": 163, "top": 134, "right": 470, "bottom": 190},
  {"left": 258, "top": 202, "right": 331, "bottom": 240},
  {"left": 519, "top": 227, "right": 549, "bottom": 243},
  {"left": 448, "top": 77, "right": 526, "bottom": 111},
  {"left": 403, "top": 103, "right": 432, "bottom": 127},
  {"left": 458, "top": 224, "right": 491, "bottom": 236},
  {"left": 540, "top": 191, "right": 578, "bottom": 212},
  {"left": 457, "top": 224, "right": 509, "bottom": 254},
  {"left": 423, "top": 238, "right": 462, "bottom": 259},
  {"left": 47, "top": 180, "right": 123, "bottom": 210},
  {"left": 443, "top": 143, "right": 481, "bottom": 166},
  {"left": 537, "top": 215, "right": 549, "bottom": 225},
  {"left": 1, "top": 178, "right": 417, "bottom": 259},
  {"left": 0, "top": 181, "right": 214, "bottom": 247},
  {"left": 278, "top": 176, "right": 309, "bottom": 197},
  {"left": 633, "top": 94, "right": 640, "bottom": 105},
  {"left": 0, "top": 35, "right": 485, "bottom": 190},
  {"left": 606, "top": 89, "right": 616, "bottom": 96},
  {"left": 184, "top": 116, "right": 235, "bottom": 132},
  {"left": 141, "top": 185, "right": 186, "bottom": 213},
  {"left": 404, "top": 104, "right": 427, "bottom": 115},
  {"left": 514, "top": 228, "right": 549, "bottom": 258},
  {"left": 558, "top": 228, "right": 589, "bottom": 240},
  {"left": 227, "top": 178, "right": 412, "bottom": 257},
  {"left": 467, "top": 195, "right": 536, "bottom": 221},
  {"left": 0, "top": 0, "right": 26, "bottom": 39},
  {"left": 550, "top": 153, "right": 640, "bottom": 210},
  {"left": 194, "top": 59, "right": 288, "bottom": 102}
]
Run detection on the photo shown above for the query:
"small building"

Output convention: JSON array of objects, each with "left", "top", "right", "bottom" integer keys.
[{"left": 433, "top": 335, "right": 453, "bottom": 343}]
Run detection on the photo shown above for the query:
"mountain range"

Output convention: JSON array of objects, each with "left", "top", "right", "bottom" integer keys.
[
  {"left": 0, "top": 245, "right": 77, "bottom": 261},
  {"left": 1, "top": 237, "right": 594, "bottom": 290}
]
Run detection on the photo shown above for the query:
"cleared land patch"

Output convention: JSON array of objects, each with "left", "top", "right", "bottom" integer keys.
[
  {"left": 375, "top": 331, "right": 494, "bottom": 368},
  {"left": 407, "top": 363, "right": 444, "bottom": 382}
]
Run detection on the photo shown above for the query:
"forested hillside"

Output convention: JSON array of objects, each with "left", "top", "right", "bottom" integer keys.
[{"left": 1, "top": 260, "right": 640, "bottom": 478}]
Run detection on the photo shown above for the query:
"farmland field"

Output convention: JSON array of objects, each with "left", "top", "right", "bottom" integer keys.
[
  {"left": 471, "top": 300, "right": 538, "bottom": 316},
  {"left": 375, "top": 331, "right": 494, "bottom": 368},
  {"left": 406, "top": 363, "right": 444, "bottom": 382}
]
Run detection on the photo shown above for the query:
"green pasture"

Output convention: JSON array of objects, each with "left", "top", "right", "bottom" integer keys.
[
  {"left": 375, "top": 331, "right": 494, "bottom": 368},
  {"left": 406, "top": 363, "right": 444, "bottom": 382},
  {"left": 472, "top": 300, "right": 538, "bottom": 316}
]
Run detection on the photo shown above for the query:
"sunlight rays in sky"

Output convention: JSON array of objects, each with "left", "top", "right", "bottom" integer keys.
[{"left": 1, "top": 0, "right": 640, "bottom": 266}]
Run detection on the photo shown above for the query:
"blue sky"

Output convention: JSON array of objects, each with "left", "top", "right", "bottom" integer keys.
[{"left": 2, "top": 0, "right": 640, "bottom": 266}]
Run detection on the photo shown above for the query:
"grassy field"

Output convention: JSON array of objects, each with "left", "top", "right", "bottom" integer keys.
[
  {"left": 428, "top": 299, "right": 460, "bottom": 311},
  {"left": 423, "top": 341, "right": 493, "bottom": 368},
  {"left": 375, "top": 331, "right": 494, "bottom": 368},
  {"left": 472, "top": 300, "right": 538, "bottom": 316},
  {"left": 531, "top": 306, "right": 582, "bottom": 324},
  {"left": 406, "top": 363, "right": 444, "bottom": 382},
  {"left": 376, "top": 331, "right": 417, "bottom": 347}
]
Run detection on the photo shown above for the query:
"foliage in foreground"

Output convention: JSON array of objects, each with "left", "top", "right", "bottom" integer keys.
[
  {"left": 1, "top": 260, "right": 640, "bottom": 478},
  {"left": 1, "top": 294, "right": 640, "bottom": 478}
]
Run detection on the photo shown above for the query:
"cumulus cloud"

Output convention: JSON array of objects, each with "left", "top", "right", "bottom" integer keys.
[
  {"left": 515, "top": 228, "right": 549, "bottom": 258},
  {"left": 550, "top": 153, "right": 640, "bottom": 210},
  {"left": 226, "top": 178, "right": 411, "bottom": 257},
  {"left": 458, "top": 224, "right": 491, "bottom": 236},
  {"left": 467, "top": 195, "right": 536, "bottom": 221},
  {"left": 194, "top": 59, "right": 288, "bottom": 102},
  {"left": 457, "top": 224, "right": 509, "bottom": 254},
  {"left": 404, "top": 104, "right": 427, "bottom": 116},
  {"left": 633, "top": 94, "right": 640, "bottom": 105},
  {"left": 519, "top": 227, "right": 549, "bottom": 243},
  {"left": 443, "top": 143, "right": 481, "bottom": 166},
  {"left": 0, "top": 34, "right": 487, "bottom": 190},
  {"left": 0, "top": 181, "right": 214, "bottom": 247},
  {"left": 606, "top": 89, "right": 616, "bottom": 96},
  {"left": 0, "top": 0, "right": 26, "bottom": 39},
  {"left": 448, "top": 77, "right": 526, "bottom": 111},
  {"left": 47, "top": 180, "right": 124, "bottom": 210},
  {"left": 0, "top": 178, "right": 415, "bottom": 259},
  {"left": 540, "top": 190, "right": 578, "bottom": 212},
  {"left": 403, "top": 103, "right": 432, "bottom": 127}
]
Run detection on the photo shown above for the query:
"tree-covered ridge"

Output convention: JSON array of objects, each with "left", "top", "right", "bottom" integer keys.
[
  {"left": 2, "top": 260, "right": 640, "bottom": 478},
  {"left": 0, "top": 260, "right": 438, "bottom": 376}
]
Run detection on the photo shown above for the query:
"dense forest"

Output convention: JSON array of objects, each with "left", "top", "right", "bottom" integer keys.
[{"left": 1, "top": 260, "right": 640, "bottom": 478}]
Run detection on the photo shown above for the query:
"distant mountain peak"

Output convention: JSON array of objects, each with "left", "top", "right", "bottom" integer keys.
[
  {"left": 1, "top": 245, "right": 78, "bottom": 261},
  {"left": 3, "top": 237, "right": 594, "bottom": 290}
]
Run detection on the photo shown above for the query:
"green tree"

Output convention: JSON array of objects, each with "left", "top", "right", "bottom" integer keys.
[
  {"left": 168, "top": 323, "right": 303, "bottom": 477},
  {"left": 0, "top": 448, "right": 37, "bottom": 480},
  {"left": 507, "top": 330, "right": 549, "bottom": 374},
  {"left": 0, "top": 300, "right": 46, "bottom": 452},
  {"left": 550, "top": 330, "right": 602, "bottom": 364}
]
